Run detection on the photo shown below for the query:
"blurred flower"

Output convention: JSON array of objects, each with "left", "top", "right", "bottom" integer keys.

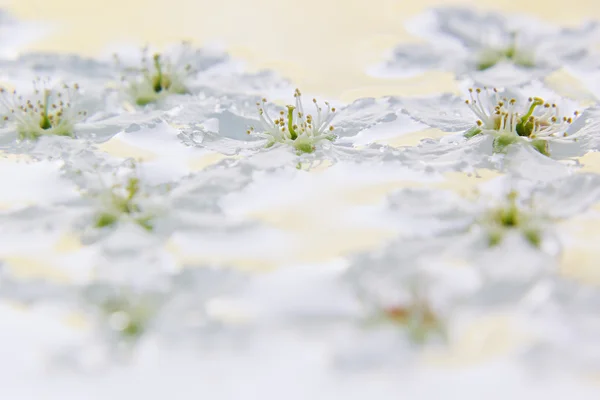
[
  {"left": 384, "top": 173, "right": 600, "bottom": 253},
  {"left": 114, "top": 42, "right": 226, "bottom": 106},
  {"left": 374, "top": 7, "right": 600, "bottom": 87},
  {"left": 0, "top": 265, "right": 246, "bottom": 363},
  {"left": 116, "top": 47, "right": 191, "bottom": 106},
  {"left": 480, "top": 190, "right": 543, "bottom": 247},
  {"left": 347, "top": 237, "right": 481, "bottom": 345},
  {"left": 85, "top": 162, "right": 168, "bottom": 232}
]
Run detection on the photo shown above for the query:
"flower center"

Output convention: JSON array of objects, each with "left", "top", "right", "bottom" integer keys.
[
  {"left": 486, "top": 191, "right": 542, "bottom": 247},
  {"left": 477, "top": 32, "right": 535, "bottom": 70},
  {"left": 384, "top": 302, "right": 441, "bottom": 343},
  {"left": 503, "top": 32, "right": 519, "bottom": 60},
  {"left": 286, "top": 105, "right": 299, "bottom": 140},
  {"left": 250, "top": 89, "right": 337, "bottom": 154},
  {"left": 95, "top": 176, "right": 155, "bottom": 231},
  {"left": 151, "top": 54, "right": 172, "bottom": 93},
  {"left": 39, "top": 90, "right": 53, "bottom": 130},
  {"left": 103, "top": 297, "right": 153, "bottom": 340},
  {"left": 494, "top": 191, "right": 520, "bottom": 227},
  {"left": 37, "top": 89, "right": 70, "bottom": 130},
  {"left": 114, "top": 177, "right": 141, "bottom": 214}
]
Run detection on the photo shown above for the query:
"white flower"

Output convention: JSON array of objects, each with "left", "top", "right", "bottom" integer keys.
[
  {"left": 374, "top": 7, "right": 600, "bottom": 87},
  {"left": 477, "top": 189, "right": 544, "bottom": 247},
  {"left": 348, "top": 237, "right": 481, "bottom": 344},
  {"left": 0, "top": 78, "right": 87, "bottom": 140},
  {"left": 464, "top": 87, "right": 587, "bottom": 156},
  {"left": 88, "top": 164, "right": 166, "bottom": 232},
  {"left": 248, "top": 88, "right": 337, "bottom": 154},
  {"left": 401, "top": 84, "right": 598, "bottom": 157},
  {"left": 384, "top": 173, "right": 600, "bottom": 254},
  {"left": 115, "top": 42, "right": 201, "bottom": 106}
]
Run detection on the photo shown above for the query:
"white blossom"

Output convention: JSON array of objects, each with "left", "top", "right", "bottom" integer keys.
[
  {"left": 374, "top": 7, "right": 600, "bottom": 87},
  {"left": 248, "top": 88, "right": 337, "bottom": 153}
]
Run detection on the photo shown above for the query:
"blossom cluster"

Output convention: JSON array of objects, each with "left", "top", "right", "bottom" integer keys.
[{"left": 2, "top": 6, "right": 600, "bottom": 399}]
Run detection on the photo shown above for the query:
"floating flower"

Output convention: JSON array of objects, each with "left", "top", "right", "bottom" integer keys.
[
  {"left": 383, "top": 173, "right": 600, "bottom": 255},
  {"left": 474, "top": 31, "right": 535, "bottom": 71},
  {"left": 401, "top": 84, "right": 598, "bottom": 158},
  {"left": 347, "top": 237, "right": 481, "bottom": 345},
  {"left": 81, "top": 267, "right": 245, "bottom": 351},
  {"left": 90, "top": 285, "right": 165, "bottom": 343},
  {"left": 373, "top": 7, "right": 600, "bottom": 87},
  {"left": 247, "top": 89, "right": 337, "bottom": 154},
  {"left": 381, "top": 291, "right": 445, "bottom": 344},
  {"left": 114, "top": 42, "right": 225, "bottom": 106},
  {"left": 89, "top": 165, "right": 166, "bottom": 232},
  {"left": 463, "top": 87, "right": 586, "bottom": 156},
  {"left": 383, "top": 185, "right": 548, "bottom": 249},
  {"left": 479, "top": 190, "right": 543, "bottom": 247},
  {"left": 0, "top": 78, "right": 87, "bottom": 140},
  {"left": 116, "top": 49, "right": 190, "bottom": 106}
]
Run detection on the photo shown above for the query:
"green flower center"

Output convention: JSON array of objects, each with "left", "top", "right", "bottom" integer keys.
[
  {"left": 151, "top": 54, "right": 172, "bottom": 93},
  {"left": 515, "top": 97, "right": 544, "bottom": 137},
  {"left": 38, "top": 89, "right": 62, "bottom": 130},
  {"left": 487, "top": 191, "right": 542, "bottom": 247},
  {"left": 102, "top": 297, "right": 155, "bottom": 340},
  {"left": 490, "top": 98, "right": 553, "bottom": 156},
  {"left": 477, "top": 32, "right": 535, "bottom": 71},
  {"left": 95, "top": 177, "right": 154, "bottom": 231},
  {"left": 493, "top": 191, "right": 520, "bottom": 227}
]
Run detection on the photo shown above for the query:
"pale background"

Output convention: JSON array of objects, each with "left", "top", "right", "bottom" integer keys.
[{"left": 5, "top": 0, "right": 600, "bottom": 101}]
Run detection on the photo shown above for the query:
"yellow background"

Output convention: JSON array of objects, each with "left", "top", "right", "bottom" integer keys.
[{"left": 5, "top": 0, "right": 600, "bottom": 101}]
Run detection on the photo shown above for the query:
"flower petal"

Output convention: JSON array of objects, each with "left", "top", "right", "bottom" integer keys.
[{"left": 400, "top": 94, "right": 474, "bottom": 132}]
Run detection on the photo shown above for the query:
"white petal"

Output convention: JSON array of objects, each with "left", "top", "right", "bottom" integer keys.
[
  {"left": 469, "top": 62, "right": 546, "bottom": 88},
  {"left": 400, "top": 94, "right": 474, "bottom": 132},
  {"left": 368, "top": 43, "right": 456, "bottom": 78},
  {"left": 0, "top": 159, "right": 80, "bottom": 206}
]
